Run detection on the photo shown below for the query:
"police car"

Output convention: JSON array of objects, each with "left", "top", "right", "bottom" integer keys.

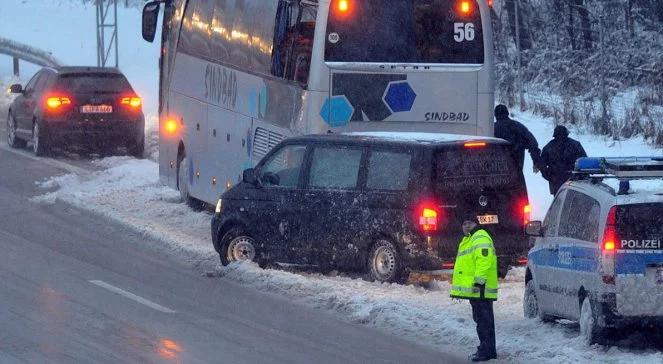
[{"left": 523, "top": 157, "right": 663, "bottom": 344}]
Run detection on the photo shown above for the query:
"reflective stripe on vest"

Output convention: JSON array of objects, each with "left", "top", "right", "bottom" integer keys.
[
  {"left": 456, "top": 243, "right": 495, "bottom": 258},
  {"left": 451, "top": 286, "right": 498, "bottom": 294}
]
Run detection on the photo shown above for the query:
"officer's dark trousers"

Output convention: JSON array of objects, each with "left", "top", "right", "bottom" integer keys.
[{"left": 470, "top": 300, "right": 496, "bottom": 356}]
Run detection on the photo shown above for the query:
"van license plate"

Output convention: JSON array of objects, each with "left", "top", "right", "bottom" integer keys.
[
  {"left": 478, "top": 215, "right": 499, "bottom": 225},
  {"left": 81, "top": 105, "right": 112, "bottom": 113}
]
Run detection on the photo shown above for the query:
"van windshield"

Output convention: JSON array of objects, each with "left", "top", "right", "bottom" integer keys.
[
  {"left": 434, "top": 145, "right": 521, "bottom": 192},
  {"left": 617, "top": 203, "right": 663, "bottom": 248}
]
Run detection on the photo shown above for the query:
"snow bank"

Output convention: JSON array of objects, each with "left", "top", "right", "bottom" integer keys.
[{"left": 33, "top": 157, "right": 214, "bottom": 262}]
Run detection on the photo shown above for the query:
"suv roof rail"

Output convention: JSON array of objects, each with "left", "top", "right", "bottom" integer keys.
[{"left": 572, "top": 157, "right": 663, "bottom": 180}]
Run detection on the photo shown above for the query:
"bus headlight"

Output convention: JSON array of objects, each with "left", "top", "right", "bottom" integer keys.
[{"left": 215, "top": 199, "right": 223, "bottom": 213}]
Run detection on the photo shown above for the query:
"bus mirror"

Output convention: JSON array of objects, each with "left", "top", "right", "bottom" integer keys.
[
  {"left": 243, "top": 168, "right": 258, "bottom": 185},
  {"left": 142, "top": 1, "right": 160, "bottom": 43}
]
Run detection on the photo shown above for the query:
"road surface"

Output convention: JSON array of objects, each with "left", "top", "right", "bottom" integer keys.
[{"left": 0, "top": 107, "right": 465, "bottom": 363}]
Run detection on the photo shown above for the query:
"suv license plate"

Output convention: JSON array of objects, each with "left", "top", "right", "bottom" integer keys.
[
  {"left": 81, "top": 105, "right": 112, "bottom": 113},
  {"left": 477, "top": 215, "right": 499, "bottom": 225}
]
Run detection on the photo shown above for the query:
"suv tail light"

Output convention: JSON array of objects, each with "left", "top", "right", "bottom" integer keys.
[
  {"left": 417, "top": 202, "right": 439, "bottom": 232},
  {"left": 601, "top": 206, "right": 618, "bottom": 284},
  {"left": 120, "top": 96, "right": 142, "bottom": 109},
  {"left": 46, "top": 96, "right": 71, "bottom": 109}
]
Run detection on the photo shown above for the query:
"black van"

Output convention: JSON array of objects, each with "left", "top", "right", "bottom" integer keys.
[{"left": 211, "top": 133, "right": 531, "bottom": 283}]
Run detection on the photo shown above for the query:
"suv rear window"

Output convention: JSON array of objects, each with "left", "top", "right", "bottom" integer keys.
[
  {"left": 617, "top": 203, "right": 663, "bottom": 247},
  {"left": 55, "top": 73, "right": 132, "bottom": 93},
  {"left": 434, "top": 145, "right": 520, "bottom": 191}
]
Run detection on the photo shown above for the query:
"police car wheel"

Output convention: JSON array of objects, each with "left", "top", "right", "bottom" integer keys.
[
  {"left": 523, "top": 280, "right": 540, "bottom": 319},
  {"left": 580, "top": 297, "right": 605, "bottom": 345},
  {"left": 367, "top": 239, "right": 404, "bottom": 284}
]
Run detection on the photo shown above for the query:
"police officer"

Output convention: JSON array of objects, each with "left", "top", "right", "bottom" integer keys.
[
  {"left": 494, "top": 104, "right": 542, "bottom": 173},
  {"left": 451, "top": 212, "right": 498, "bottom": 362}
]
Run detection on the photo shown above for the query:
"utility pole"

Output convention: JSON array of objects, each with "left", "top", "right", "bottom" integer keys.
[{"left": 96, "top": 0, "right": 119, "bottom": 68}]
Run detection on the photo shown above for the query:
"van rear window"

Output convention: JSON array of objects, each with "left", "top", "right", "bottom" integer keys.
[
  {"left": 434, "top": 146, "right": 520, "bottom": 191},
  {"left": 617, "top": 203, "right": 663, "bottom": 249}
]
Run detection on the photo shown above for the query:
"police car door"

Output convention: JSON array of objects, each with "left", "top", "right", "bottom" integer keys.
[
  {"left": 555, "top": 191, "right": 602, "bottom": 320},
  {"left": 530, "top": 189, "right": 567, "bottom": 315}
]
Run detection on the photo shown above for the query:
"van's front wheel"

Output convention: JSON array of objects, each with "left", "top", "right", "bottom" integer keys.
[
  {"left": 220, "top": 227, "right": 257, "bottom": 266},
  {"left": 367, "top": 239, "right": 405, "bottom": 284}
]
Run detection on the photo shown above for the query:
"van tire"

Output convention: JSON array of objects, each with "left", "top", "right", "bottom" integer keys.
[
  {"left": 580, "top": 297, "right": 605, "bottom": 345},
  {"left": 367, "top": 239, "right": 405, "bottom": 284},
  {"left": 219, "top": 227, "right": 263, "bottom": 267}
]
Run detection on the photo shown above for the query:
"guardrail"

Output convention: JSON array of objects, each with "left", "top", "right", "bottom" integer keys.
[{"left": 0, "top": 37, "right": 61, "bottom": 75}]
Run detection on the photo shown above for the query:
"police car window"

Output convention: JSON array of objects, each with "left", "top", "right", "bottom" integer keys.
[
  {"left": 366, "top": 151, "right": 412, "bottom": 191},
  {"left": 260, "top": 144, "right": 306, "bottom": 188},
  {"left": 558, "top": 191, "right": 600, "bottom": 242},
  {"left": 543, "top": 189, "right": 567, "bottom": 238},
  {"left": 309, "top": 147, "right": 362, "bottom": 190}
]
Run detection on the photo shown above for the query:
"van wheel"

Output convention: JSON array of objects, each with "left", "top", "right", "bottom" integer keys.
[
  {"left": 367, "top": 239, "right": 404, "bottom": 284},
  {"left": 524, "top": 280, "right": 555, "bottom": 322},
  {"left": 580, "top": 297, "right": 605, "bottom": 345},
  {"left": 220, "top": 227, "right": 259, "bottom": 266},
  {"left": 7, "top": 113, "right": 26, "bottom": 148}
]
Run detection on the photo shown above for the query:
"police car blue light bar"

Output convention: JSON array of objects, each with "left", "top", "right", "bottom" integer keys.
[{"left": 574, "top": 157, "right": 663, "bottom": 179}]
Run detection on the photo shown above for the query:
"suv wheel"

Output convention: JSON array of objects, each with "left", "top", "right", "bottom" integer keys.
[
  {"left": 32, "top": 121, "right": 50, "bottom": 156},
  {"left": 220, "top": 227, "right": 257, "bottom": 266},
  {"left": 580, "top": 297, "right": 605, "bottom": 345},
  {"left": 367, "top": 239, "right": 404, "bottom": 284},
  {"left": 127, "top": 138, "right": 145, "bottom": 159},
  {"left": 7, "top": 113, "right": 26, "bottom": 148}
]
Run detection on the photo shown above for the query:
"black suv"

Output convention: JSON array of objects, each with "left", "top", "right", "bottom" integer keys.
[
  {"left": 212, "top": 133, "right": 531, "bottom": 283},
  {"left": 7, "top": 66, "right": 145, "bottom": 157}
]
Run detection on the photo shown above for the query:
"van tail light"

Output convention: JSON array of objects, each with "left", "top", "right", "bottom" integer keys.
[
  {"left": 46, "top": 96, "right": 72, "bottom": 109},
  {"left": 522, "top": 203, "right": 531, "bottom": 226},
  {"left": 442, "top": 262, "right": 455, "bottom": 270},
  {"left": 601, "top": 206, "right": 617, "bottom": 284},
  {"left": 417, "top": 202, "right": 439, "bottom": 233},
  {"left": 518, "top": 199, "right": 531, "bottom": 226},
  {"left": 120, "top": 96, "right": 142, "bottom": 109}
]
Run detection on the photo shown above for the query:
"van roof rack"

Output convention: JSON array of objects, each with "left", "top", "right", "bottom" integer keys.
[{"left": 572, "top": 157, "right": 663, "bottom": 180}]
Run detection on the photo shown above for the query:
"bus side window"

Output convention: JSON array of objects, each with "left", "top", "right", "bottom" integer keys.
[{"left": 271, "top": 0, "right": 317, "bottom": 87}]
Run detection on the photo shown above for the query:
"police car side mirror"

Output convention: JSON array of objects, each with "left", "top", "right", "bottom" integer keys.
[{"left": 525, "top": 221, "right": 543, "bottom": 237}]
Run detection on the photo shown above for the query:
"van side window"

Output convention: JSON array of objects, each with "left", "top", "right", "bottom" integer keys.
[
  {"left": 543, "top": 189, "right": 567, "bottom": 237},
  {"left": 558, "top": 190, "right": 600, "bottom": 242},
  {"left": 366, "top": 151, "right": 412, "bottom": 191},
  {"left": 309, "top": 147, "right": 362, "bottom": 190},
  {"left": 260, "top": 144, "right": 306, "bottom": 188}
]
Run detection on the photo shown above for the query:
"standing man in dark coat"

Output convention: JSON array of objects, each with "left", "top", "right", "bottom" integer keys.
[
  {"left": 540, "top": 125, "right": 587, "bottom": 195},
  {"left": 494, "top": 104, "right": 542, "bottom": 173}
]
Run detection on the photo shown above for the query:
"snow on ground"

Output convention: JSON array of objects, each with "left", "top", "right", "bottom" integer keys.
[
  {"left": 33, "top": 157, "right": 214, "bottom": 262},
  {"left": 32, "top": 112, "right": 662, "bottom": 363}
]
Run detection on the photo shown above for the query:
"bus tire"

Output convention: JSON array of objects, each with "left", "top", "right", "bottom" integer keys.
[{"left": 178, "top": 155, "right": 202, "bottom": 209}]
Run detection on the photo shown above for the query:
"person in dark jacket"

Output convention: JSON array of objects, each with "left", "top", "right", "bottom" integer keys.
[
  {"left": 494, "top": 104, "right": 542, "bottom": 172},
  {"left": 540, "top": 125, "right": 587, "bottom": 195}
]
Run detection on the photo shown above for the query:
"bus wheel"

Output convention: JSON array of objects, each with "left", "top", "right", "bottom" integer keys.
[{"left": 177, "top": 155, "right": 198, "bottom": 208}]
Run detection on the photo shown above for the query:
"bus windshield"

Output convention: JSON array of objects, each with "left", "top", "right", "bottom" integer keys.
[{"left": 325, "top": 0, "right": 484, "bottom": 64}]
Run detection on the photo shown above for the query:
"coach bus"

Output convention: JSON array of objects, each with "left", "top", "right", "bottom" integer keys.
[{"left": 142, "top": 0, "right": 495, "bottom": 205}]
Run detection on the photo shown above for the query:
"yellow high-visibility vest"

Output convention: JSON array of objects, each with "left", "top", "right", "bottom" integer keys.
[{"left": 450, "top": 229, "right": 498, "bottom": 300}]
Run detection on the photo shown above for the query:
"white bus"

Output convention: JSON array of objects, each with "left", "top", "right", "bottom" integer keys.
[{"left": 142, "top": 0, "right": 494, "bottom": 205}]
